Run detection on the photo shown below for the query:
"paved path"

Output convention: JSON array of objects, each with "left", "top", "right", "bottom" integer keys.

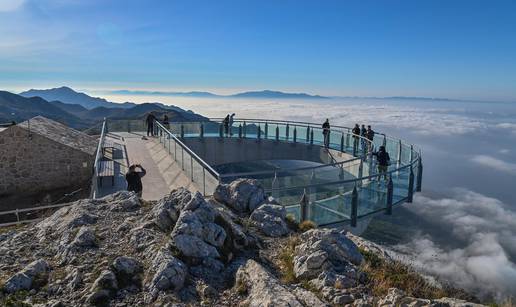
[{"left": 102, "top": 132, "right": 197, "bottom": 200}]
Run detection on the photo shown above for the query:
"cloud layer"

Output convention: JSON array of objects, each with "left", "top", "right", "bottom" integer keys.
[
  {"left": 393, "top": 190, "right": 516, "bottom": 300},
  {"left": 470, "top": 155, "right": 516, "bottom": 175}
]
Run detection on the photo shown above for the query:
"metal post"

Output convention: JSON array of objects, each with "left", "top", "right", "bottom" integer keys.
[
  {"left": 383, "top": 135, "right": 387, "bottom": 147},
  {"left": 180, "top": 125, "right": 184, "bottom": 138},
  {"left": 293, "top": 127, "right": 297, "bottom": 143},
  {"left": 238, "top": 125, "right": 242, "bottom": 138},
  {"left": 168, "top": 138, "right": 171, "bottom": 154},
  {"left": 410, "top": 145, "right": 414, "bottom": 162},
  {"left": 346, "top": 133, "right": 350, "bottom": 149},
  {"left": 351, "top": 185, "right": 358, "bottom": 227},
  {"left": 286, "top": 124, "right": 289, "bottom": 140},
  {"left": 264, "top": 122, "right": 268, "bottom": 139},
  {"left": 310, "top": 128, "right": 314, "bottom": 145},
  {"left": 408, "top": 166, "right": 415, "bottom": 203},
  {"left": 386, "top": 175, "right": 393, "bottom": 215},
  {"left": 181, "top": 147, "right": 184, "bottom": 170},
  {"left": 15, "top": 209, "right": 20, "bottom": 222},
  {"left": 358, "top": 159, "right": 363, "bottom": 185},
  {"left": 306, "top": 125, "right": 310, "bottom": 142},
  {"left": 174, "top": 141, "right": 177, "bottom": 160},
  {"left": 243, "top": 121, "right": 247, "bottom": 138},
  {"left": 203, "top": 168, "right": 206, "bottom": 196},
  {"left": 271, "top": 172, "right": 279, "bottom": 199},
  {"left": 219, "top": 123, "right": 223, "bottom": 138},
  {"left": 200, "top": 123, "right": 204, "bottom": 138},
  {"left": 257, "top": 124, "right": 261, "bottom": 140},
  {"left": 300, "top": 190, "right": 308, "bottom": 222},
  {"left": 397, "top": 140, "right": 402, "bottom": 165},
  {"left": 275, "top": 126, "right": 279, "bottom": 141},
  {"left": 340, "top": 133, "right": 344, "bottom": 152},
  {"left": 416, "top": 155, "right": 423, "bottom": 192},
  {"left": 127, "top": 121, "right": 131, "bottom": 133},
  {"left": 190, "top": 156, "right": 194, "bottom": 181}
]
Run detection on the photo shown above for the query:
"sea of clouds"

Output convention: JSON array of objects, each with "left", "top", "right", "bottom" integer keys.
[{"left": 123, "top": 95, "right": 516, "bottom": 299}]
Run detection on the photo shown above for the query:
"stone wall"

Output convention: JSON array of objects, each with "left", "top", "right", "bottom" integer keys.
[{"left": 0, "top": 126, "right": 94, "bottom": 199}]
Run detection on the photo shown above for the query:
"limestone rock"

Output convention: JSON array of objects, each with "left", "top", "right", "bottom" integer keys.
[
  {"left": 292, "top": 287, "right": 329, "bottom": 307},
  {"left": 214, "top": 179, "right": 265, "bottom": 212},
  {"left": 235, "top": 259, "right": 303, "bottom": 307},
  {"left": 293, "top": 229, "right": 362, "bottom": 288},
  {"left": 3, "top": 259, "right": 50, "bottom": 293},
  {"left": 150, "top": 188, "right": 192, "bottom": 231},
  {"left": 149, "top": 249, "right": 187, "bottom": 292},
  {"left": 250, "top": 203, "right": 289, "bottom": 237},
  {"left": 173, "top": 234, "right": 220, "bottom": 258},
  {"left": 70, "top": 226, "right": 97, "bottom": 248},
  {"left": 112, "top": 256, "right": 143, "bottom": 287}
]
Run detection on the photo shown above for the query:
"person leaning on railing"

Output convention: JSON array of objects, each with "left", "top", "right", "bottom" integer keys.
[{"left": 352, "top": 124, "right": 361, "bottom": 153}]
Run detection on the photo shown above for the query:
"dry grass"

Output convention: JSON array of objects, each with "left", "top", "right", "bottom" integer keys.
[
  {"left": 298, "top": 220, "right": 316, "bottom": 232},
  {"left": 285, "top": 213, "right": 298, "bottom": 230},
  {"left": 359, "top": 248, "right": 475, "bottom": 301},
  {"left": 278, "top": 235, "right": 301, "bottom": 284}
]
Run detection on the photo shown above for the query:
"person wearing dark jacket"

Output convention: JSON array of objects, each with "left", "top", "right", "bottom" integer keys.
[
  {"left": 126, "top": 164, "right": 146, "bottom": 197},
  {"left": 366, "top": 125, "right": 375, "bottom": 153},
  {"left": 146, "top": 113, "right": 156, "bottom": 136},
  {"left": 322, "top": 119, "right": 330, "bottom": 148},
  {"left": 352, "top": 124, "right": 361, "bottom": 153},
  {"left": 373, "top": 146, "right": 390, "bottom": 181}
]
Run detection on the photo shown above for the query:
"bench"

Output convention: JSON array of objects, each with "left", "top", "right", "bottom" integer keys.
[
  {"left": 98, "top": 160, "right": 115, "bottom": 186},
  {"left": 102, "top": 140, "right": 123, "bottom": 158}
]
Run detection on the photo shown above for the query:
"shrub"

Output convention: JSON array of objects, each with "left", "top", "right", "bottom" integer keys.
[
  {"left": 298, "top": 220, "right": 316, "bottom": 232},
  {"left": 359, "top": 248, "right": 475, "bottom": 301},
  {"left": 278, "top": 235, "right": 301, "bottom": 284},
  {"left": 285, "top": 213, "right": 298, "bottom": 230}
]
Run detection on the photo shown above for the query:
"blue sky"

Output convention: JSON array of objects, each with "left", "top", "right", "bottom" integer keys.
[{"left": 1, "top": 0, "right": 516, "bottom": 100}]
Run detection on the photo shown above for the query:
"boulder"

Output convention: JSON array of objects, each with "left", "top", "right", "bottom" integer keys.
[
  {"left": 250, "top": 203, "right": 289, "bottom": 237},
  {"left": 172, "top": 234, "right": 220, "bottom": 259},
  {"left": 70, "top": 226, "right": 97, "bottom": 248},
  {"left": 106, "top": 191, "right": 141, "bottom": 212},
  {"left": 112, "top": 256, "right": 143, "bottom": 287},
  {"left": 294, "top": 229, "right": 362, "bottom": 282},
  {"left": 149, "top": 249, "right": 187, "bottom": 292},
  {"left": 235, "top": 259, "right": 304, "bottom": 307},
  {"left": 3, "top": 259, "right": 50, "bottom": 293},
  {"left": 150, "top": 188, "right": 192, "bottom": 231},
  {"left": 213, "top": 179, "right": 265, "bottom": 212}
]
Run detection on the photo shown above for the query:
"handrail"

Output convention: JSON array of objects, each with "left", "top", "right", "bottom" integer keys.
[
  {"left": 90, "top": 118, "right": 107, "bottom": 199},
  {"left": 219, "top": 157, "right": 362, "bottom": 179},
  {"left": 154, "top": 120, "right": 221, "bottom": 180}
]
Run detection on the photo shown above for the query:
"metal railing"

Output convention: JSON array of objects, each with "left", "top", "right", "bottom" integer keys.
[
  {"left": 93, "top": 117, "right": 421, "bottom": 227},
  {"left": 90, "top": 118, "right": 108, "bottom": 199},
  {"left": 152, "top": 118, "right": 422, "bottom": 227}
]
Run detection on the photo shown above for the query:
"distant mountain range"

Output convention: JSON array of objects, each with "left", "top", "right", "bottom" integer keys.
[
  {"left": 109, "top": 89, "right": 329, "bottom": 99},
  {"left": 1, "top": 88, "right": 206, "bottom": 129}
]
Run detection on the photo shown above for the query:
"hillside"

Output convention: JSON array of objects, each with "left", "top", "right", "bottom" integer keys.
[
  {"left": 0, "top": 91, "right": 87, "bottom": 128},
  {"left": 109, "top": 89, "right": 329, "bottom": 99},
  {"left": 0, "top": 180, "right": 482, "bottom": 306},
  {"left": 2, "top": 90, "right": 207, "bottom": 129},
  {"left": 20, "top": 86, "right": 136, "bottom": 109}
]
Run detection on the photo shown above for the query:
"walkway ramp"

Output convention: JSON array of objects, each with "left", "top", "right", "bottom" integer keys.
[{"left": 97, "top": 132, "right": 197, "bottom": 200}]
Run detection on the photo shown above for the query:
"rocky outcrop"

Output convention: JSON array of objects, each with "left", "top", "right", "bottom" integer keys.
[
  {"left": 0, "top": 182, "right": 486, "bottom": 307},
  {"left": 294, "top": 229, "right": 362, "bottom": 280},
  {"left": 250, "top": 203, "right": 289, "bottom": 237},
  {"left": 214, "top": 179, "right": 266, "bottom": 212},
  {"left": 377, "top": 288, "right": 485, "bottom": 307},
  {"left": 236, "top": 259, "right": 327, "bottom": 307},
  {"left": 3, "top": 259, "right": 50, "bottom": 293}
]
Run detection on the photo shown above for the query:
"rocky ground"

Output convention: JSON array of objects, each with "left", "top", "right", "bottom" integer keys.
[{"left": 0, "top": 179, "right": 485, "bottom": 306}]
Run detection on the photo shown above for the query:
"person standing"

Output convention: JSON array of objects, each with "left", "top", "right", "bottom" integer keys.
[
  {"left": 360, "top": 124, "right": 367, "bottom": 153},
  {"left": 352, "top": 124, "right": 361, "bottom": 154},
  {"left": 163, "top": 114, "right": 170, "bottom": 129},
  {"left": 229, "top": 113, "right": 236, "bottom": 136},
  {"left": 223, "top": 114, "right": 230, "bottom": 136},
  {"left": 373, "top": 146, "right": 390, "bottom": 182},
  {"left": 322, "top": 119, "right": 330, "bottom": 148},
  {"left": 126, "top": 164, "right": 146, "bottom": 197},
  {"left": 366, "top": 125, "right": 375, "bottom": 153},
  {"left": 146, "top": 113, "right": 156, "bottom": 137}
]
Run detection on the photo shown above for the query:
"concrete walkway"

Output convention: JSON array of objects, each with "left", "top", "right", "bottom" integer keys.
[{"left": 102, "top": 132, "right": 196, "bottom": 201}]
